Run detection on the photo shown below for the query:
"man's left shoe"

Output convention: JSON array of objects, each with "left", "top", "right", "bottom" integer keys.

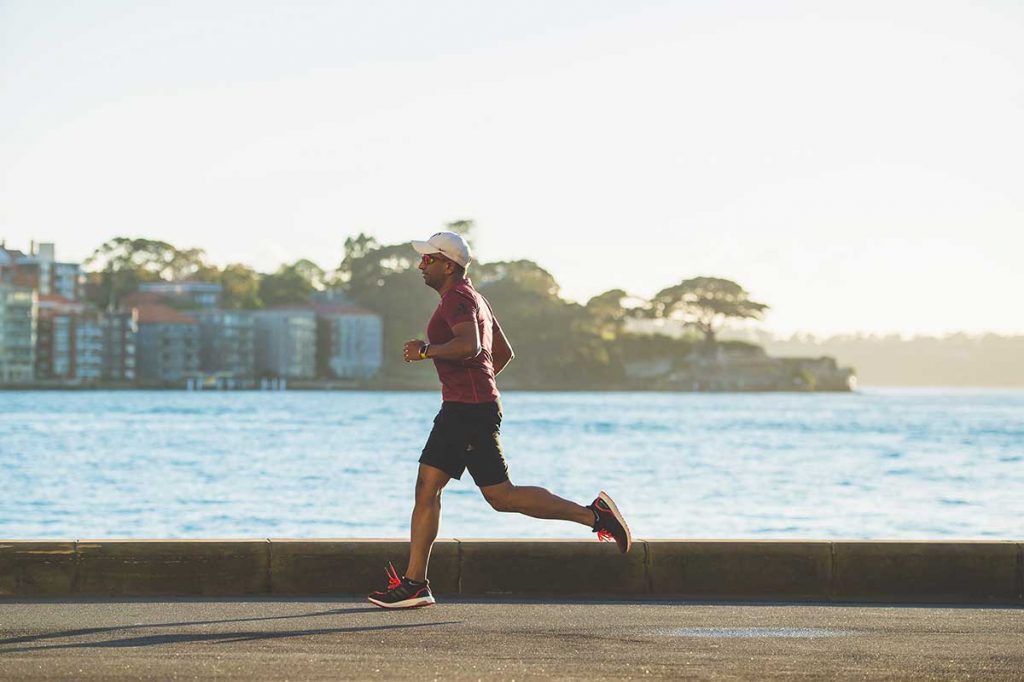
[
  {"left": 588, "top": 491, "right": 632, "bottom": 554},
  {"left": 367, "top": 562, "right": 436, "bottom": 609}
]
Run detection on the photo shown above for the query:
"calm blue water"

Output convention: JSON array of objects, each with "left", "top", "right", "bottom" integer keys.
[{"left": 1, "top": 389, "right": 1022, "bottom": 540}]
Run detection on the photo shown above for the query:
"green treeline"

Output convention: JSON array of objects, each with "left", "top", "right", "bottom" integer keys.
[{"left": 84, "top": 224, "right": 769, "bottom": 388}]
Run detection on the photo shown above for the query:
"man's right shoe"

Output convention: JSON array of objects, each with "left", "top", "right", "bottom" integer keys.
[
  {"left": 588, "top": 491, "right": 632, "bottom": 554},
  {"left": 367, "top": 562, "right": 435, "bottom": 609}
]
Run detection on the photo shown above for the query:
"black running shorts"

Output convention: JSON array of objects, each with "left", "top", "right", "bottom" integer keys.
[{"left": 419, "top": 400, "right": 509, "bottom": 487}]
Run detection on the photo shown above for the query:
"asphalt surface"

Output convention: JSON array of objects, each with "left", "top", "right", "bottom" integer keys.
[{"left": 1, "top": 598, "right": 1022, "bottom": 680}]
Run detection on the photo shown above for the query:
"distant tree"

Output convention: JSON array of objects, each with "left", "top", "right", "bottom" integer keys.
[
  {"left": 346, "top": 233, "right": 380, "bottom": 260},
  {"left": 341, "top": 240, "right": 437, "bottom": 376},
  {"left": 475, "top": 260, "right": 614, "bottom": 387},
  {"left": 651, "top": 276, "right": 768, "bottom": 345},
  {"left": 259, "top": 260, "right": 324, "bottom": 307},
  {"left": 85, "top": 237, "right": 212, "bottom": 280},
  {"left": 585, "top": 288, "right": 647, "bottom": 340},
  {"left": 83, "top": 237, "right": 214, "bottom": 307},
  {"left": 445, "top": 219, "right": 476, "bottom": 248},
  {"left": 171, "top": 247, "right": 220, "bottom": 282},
  {"left": 334, "top": 220, "right": 470, "bottom": 291},
  {"left": 289, "top": 259, "right": 327, "bottom": 291},
  {"left": 474, "top": 259, "right": 561, "bottom": 298},
  {"left": 332, "top": 233, "right": 380, "bottom": 287},
  {"left": 220, "top": 263, "right": 263, "bottom": 309}
]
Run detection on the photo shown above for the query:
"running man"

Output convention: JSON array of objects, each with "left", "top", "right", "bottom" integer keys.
[{"left": 368, "top": 231, "right": 631, "bottom": 609}]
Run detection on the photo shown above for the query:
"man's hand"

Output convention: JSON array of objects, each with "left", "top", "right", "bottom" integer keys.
[{"left": 403, "top": 339, "right": 427, "bottom": 363}]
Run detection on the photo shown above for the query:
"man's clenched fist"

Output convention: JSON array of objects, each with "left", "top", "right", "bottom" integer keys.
[{"left": 403, "top": 339, "right": 427, "bottom": 363}]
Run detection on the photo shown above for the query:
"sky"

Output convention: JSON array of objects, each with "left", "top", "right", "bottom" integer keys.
[{"left": 2, "top": 0, "right": 1022, "bottom": 336}]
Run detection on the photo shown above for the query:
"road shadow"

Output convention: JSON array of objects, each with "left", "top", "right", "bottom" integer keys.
[
  {"left": 0, "top": 620, "right": 460, "bottom": 653},
  {"left": 0, "top": 605, "right": 385, "bottom": 649}
]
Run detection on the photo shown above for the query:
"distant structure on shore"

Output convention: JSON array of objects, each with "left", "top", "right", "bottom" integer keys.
[
  {"left": 623, "top": 344, "right": 855, "bottom": 392},
  {"left": 0, "top": 241, "right": 383, "bottom": 388}
]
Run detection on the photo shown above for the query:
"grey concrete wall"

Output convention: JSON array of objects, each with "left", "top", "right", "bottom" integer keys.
[{"left": 2, "top": 539, "right": 1022, "bottom": 604}]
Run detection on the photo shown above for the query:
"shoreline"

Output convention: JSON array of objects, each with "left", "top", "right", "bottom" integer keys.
[
  {"left": 1, "top": 381, "right": 854, "bottom": 393},
  {"left": 0, "top": 387, "right": 856, "bottom": 393},
  {"left": 4, "top": 384, "right": 1023, "bottom": 391}
]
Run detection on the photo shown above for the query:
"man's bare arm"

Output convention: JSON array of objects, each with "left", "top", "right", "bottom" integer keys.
[
  {"left": 403, "top": 322, "right": 480, "bottom": 363},
  {"left": 491, "top": 318, "right": 514, "bottom": 375}
]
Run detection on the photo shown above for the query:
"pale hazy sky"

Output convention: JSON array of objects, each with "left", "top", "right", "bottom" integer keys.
[{"left": 2, "top": 0, "right": 1022, "bottom": 335}]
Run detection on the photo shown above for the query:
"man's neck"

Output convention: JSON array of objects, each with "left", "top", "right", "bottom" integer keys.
[{"left": 437, "top": 275, "right": 467, "bottom": 297}]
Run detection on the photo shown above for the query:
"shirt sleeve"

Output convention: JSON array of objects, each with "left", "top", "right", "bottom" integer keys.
[{"left": 441, "top": 293, "right": 479, "bottom": 327}]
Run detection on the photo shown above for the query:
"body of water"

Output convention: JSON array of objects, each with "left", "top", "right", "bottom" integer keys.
[{"left": 1, "top": 389, "right": 1021, "bottom": 540}]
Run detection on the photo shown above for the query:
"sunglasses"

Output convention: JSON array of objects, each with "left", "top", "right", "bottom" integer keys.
[{"left": 420, "top": 253, "right": 449, "bottom": 266}]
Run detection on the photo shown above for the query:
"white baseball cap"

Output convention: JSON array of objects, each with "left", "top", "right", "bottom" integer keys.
[{"left": 411, "top": 231, "right": 472, "bottom": 268}]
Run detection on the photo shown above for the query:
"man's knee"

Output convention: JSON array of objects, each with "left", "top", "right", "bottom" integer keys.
[
  {"left": 482, "top": 484, "right": 517, "bottom": 512},
  {"left": 414, "top": 475, "right": 444, "bottom": 506}
]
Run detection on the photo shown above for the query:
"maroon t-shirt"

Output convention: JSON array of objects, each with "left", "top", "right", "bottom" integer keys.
[{"left": 427, "top": 278, "right": 501, "bottom": 404}]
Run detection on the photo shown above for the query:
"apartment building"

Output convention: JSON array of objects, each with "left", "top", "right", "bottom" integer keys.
[
  {"left": 252, "top": 308, "right": 317, "bottom": 379},
  {"left": 134, "top": 304, "right": 200, "bottom": 384},
  {"left": 315, "top": 303, "right": 383, "bottom": 379},
  {"left": 36, "top": 296, "right": 137, "bottom": 382},
  {"left": 195, "top": 309, "right": 255, "bottom": 380},
  {"left": 0, "top": 282, "right": 37, "bottom": 383},
  {"left": 100, "top": 309, "right": 138, "bottom": 382},
  {"left": 0, "top": 241, "right": 83, "bottom": 301}
]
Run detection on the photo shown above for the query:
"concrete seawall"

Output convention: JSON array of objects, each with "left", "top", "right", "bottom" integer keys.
[{"left": 2, "top": 539, "right": 1022, "bottom": 604}]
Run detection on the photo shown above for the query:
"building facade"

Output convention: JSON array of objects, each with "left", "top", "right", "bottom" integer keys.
[
  {"left": 71, "top": 314, "right": 104, "bottom": 380},
  {"left": 252, "top": 309, "right": 317, "bottom": 379},
  {"left": 100, "top": 310, "right": 138, "bottom": 382},
  {"left": 134, "top": 304, "right": 200, "bottom": 384},
  {"left": 51, "top": 262, "right": 83, "bottom": 301},
  {"left": 0, "top": 283, "right": 37, "bottom": 383},
  {"left": 196, "top": 310, "right": 255, "bottom": 380},
  {"left": 35, "top": 296, "right": 137, "bottom": 382},
  {"left": 316, "top": 304, "right": 383, "bottom": 379},
  {"left": 0, "top": 242, "right": 82, "bottom": 300},
  {"left": 35, "top": 295, "right": 83, "bottom": 379}
]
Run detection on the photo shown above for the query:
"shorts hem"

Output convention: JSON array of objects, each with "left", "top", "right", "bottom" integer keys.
[
  {"left": 418, "top": 458, "right": 463, "bottom": 481},
  {"left": 472, "top": 473, "right": 510, "bottom": 488}
]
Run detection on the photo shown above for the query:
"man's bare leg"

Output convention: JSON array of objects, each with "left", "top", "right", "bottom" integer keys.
[
  {"left": 480, "top": 481, "right": 594, "bottom": 526},
  {"left": 405, "top": 463, "right": 451, "bottom": 583}
]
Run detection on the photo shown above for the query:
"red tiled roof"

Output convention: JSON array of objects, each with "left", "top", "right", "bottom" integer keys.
[
  {"left": 36, "top": 294, "right": 86, "bottom": 317},
  {"left": 133, "top": 303, "right": 197, "bottom": 325},
  {"left": 120, "top": 291, "right": 168, "bottom": 307}
]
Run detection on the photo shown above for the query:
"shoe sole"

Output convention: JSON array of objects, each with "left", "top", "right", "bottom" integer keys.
[
  {"left": 598, "top": 490, "right": 632, "bottom": 554},
  {"left": 367, "top": 595, "right": 436, "bottom": 609}
]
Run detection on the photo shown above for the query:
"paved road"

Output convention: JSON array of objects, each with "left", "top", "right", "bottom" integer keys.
[{"left": 1, "top": 598, "right": 1022, "bottom": 680}]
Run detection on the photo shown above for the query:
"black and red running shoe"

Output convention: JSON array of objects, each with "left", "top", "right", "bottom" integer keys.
[
  {"left": 588, "top": 491, "right": 632, "bottom": 554},
  {"left": 367, "top": 562, "right": 435, "bottom": 609}
]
